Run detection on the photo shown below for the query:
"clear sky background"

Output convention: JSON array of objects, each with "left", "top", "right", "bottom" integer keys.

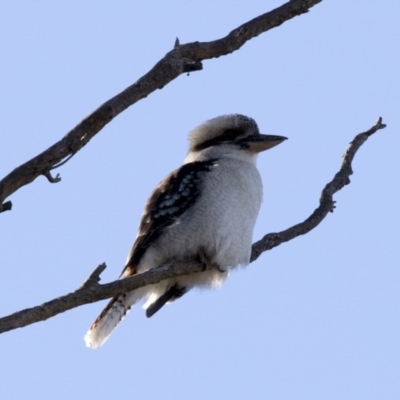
[{"left": 1, "top": 1, "right": 399, "bottom": 399}]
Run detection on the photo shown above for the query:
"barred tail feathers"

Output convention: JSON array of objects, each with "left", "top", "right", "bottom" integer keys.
[{"left": 84, "top": 289, "right": 144, "bottom": 349}]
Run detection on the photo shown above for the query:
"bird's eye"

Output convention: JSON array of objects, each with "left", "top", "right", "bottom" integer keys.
[{"left": 221, "top": 128, "right": 244, "bottom": 142}]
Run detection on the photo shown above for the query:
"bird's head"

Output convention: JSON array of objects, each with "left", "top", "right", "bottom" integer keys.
[{"left": 188, "top": 114, "right": 287, "bottom": 156}]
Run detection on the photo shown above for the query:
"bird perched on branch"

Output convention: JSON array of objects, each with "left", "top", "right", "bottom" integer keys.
[{"left": 84, "top": 114, "right": 287, "bottom": 348}]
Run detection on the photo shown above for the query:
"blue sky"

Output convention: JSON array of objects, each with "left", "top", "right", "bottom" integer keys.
[{"left": 1, "top": 1, "right": 399, "bottom": 399}]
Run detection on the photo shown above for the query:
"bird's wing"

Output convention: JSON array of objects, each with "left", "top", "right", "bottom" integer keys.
[{"left": 122, "top": 159, "right": 218, "bottom": 276}]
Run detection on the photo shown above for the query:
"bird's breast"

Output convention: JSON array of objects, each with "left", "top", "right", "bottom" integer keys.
[{"left": 155, "top": 158, "right": 263, "bottom": 270}]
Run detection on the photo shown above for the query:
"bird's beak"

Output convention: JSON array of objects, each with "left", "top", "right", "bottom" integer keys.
[{"left": 243, "top": 134, "right": 288, "bottom": 153}]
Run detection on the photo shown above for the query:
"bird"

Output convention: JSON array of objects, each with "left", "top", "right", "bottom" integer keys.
[{"left": 84, "top": 114, "right": 287, "bottom": 348}]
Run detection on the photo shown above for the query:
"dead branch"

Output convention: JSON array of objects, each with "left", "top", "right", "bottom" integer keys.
[
  {"left": 250, "top": 117, "right": 387, "bottom": 261},
  {"left": 0, "top": 0, "right": 321, "bottom": 213},
  {"left": 0, "top": 118, "right": 386, "bottom": 334}
]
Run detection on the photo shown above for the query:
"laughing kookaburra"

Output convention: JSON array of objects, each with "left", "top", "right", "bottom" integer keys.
[{"left": 84, "top": 114, "right": 287, "bottom": 348}]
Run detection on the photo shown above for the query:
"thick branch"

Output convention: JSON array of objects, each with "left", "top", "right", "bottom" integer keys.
[
  {"left": 0, "top": 0, "right": 321, "bottom": 213},
  {"left": 0, "top": 261, "right": 205, "bottom": 333},
  {"left": 0, "top": 118, "right": 386, "bottom": 334}
]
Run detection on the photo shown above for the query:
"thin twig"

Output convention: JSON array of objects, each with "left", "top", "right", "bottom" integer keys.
[
  {"left": 80, "top": 263, "right": 107, "bottom": 289},
  {"left": 49, "top": 153, "right": 76, "bottom": 170},
  {"left": 43, "top": 171, "right": 61, "bottom": 184},
  {"left": 250, "top": 118, "right": 387, "bottom": 261}
]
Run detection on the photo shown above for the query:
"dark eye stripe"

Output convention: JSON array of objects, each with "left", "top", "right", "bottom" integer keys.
[{"left": 193, "top": 128, "right": 245, "bottom": 151}]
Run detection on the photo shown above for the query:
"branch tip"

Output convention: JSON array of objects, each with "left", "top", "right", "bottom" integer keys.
[
  {"left": 375, "top": 117, "right": 386, "bottom": 129},
  {"left": 81, "top": 263, "right": 107, "bottom": 289},
  {"left": 365, "top": 117, "right": 386, "bottom": 137},
  {"left": 43, "top": 170, "right": 62, "bottom": 183},
  {"left": 0, "top": 201, "right": 12, "bottom": 213},
  {"left": 174, "top": 37, "right": 180, "bottom": 48}
]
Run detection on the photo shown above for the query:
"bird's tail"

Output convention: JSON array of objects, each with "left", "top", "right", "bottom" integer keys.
[{"left": 84, "top": 289, "right": 144, "bottom": 349}]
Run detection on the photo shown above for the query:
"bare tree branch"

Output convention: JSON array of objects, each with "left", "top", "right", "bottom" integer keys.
[
  {"left": 251, "top": 117, "right": 387, "bottom": 261},
  {"left": 0, "top": 0, "right": 321, "bottom": 213},
  {"left": 0, "top": 118, "right": 386, "bottom": 334}
]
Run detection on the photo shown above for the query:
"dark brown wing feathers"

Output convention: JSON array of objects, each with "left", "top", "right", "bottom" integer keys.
[{"left": 122, "top": 160, "right": 218, "bottom": 277}]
